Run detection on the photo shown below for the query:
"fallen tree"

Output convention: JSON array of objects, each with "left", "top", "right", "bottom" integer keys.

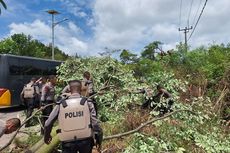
[
  {"left": 103, "top": 109, "right": 195, "bottom": 140},
  {"left": 27, "top": 109, "right": 195, "bottom": 153}
]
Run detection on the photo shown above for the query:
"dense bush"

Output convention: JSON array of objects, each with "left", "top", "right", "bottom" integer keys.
[{"left": 56, "top": 55, "right": 230, "bottom": 153}]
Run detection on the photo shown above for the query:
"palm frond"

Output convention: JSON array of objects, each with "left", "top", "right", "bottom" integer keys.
[{"left": 0, "top": 0, "right": 7, "bottom": 9}]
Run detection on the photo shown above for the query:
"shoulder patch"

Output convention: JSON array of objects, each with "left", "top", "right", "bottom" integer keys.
[{"left": 80, "top": 97, "right": 87, "bottom": 105}]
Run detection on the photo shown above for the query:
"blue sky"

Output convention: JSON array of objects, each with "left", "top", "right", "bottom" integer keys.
[{"left": 1, "top": 0, "right": 230, "bottom": 56}]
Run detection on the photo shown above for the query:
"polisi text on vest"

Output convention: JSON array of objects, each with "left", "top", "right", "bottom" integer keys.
[{"left": 65, "top": 111, "right": 84, "bottom": 119}]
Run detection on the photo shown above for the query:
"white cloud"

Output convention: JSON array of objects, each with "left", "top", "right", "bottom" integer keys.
[
  {"left": 90, "top": 0, "right": 230, "bottom": 53},
  {"left": 56, "top": 0, "right": 93, "bottom": 18},
  {"left": 67, "top": 22, "right": 83, "bottom": 35},
  {"left": 4, "top": 0, "right": 230, "bottom": 57},
  {"left": 8, "top": 20, "right": 89, "bottom": 55},
  {"left": 91, "top": 0, "right": 181, "bottom": 52},
  {"left": 9, "top": 20, "right": 50, "bottom": 42}
]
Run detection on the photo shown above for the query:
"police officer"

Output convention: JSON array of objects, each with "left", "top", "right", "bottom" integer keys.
[
  {"left": 139, "top": 88, "right": 155, "bottom": 109},
  {"left": 152, "top": 85, "right": 173, "bottom": 115},
  {"left": 155, "top": 85, "right": 173, "bottom": 115},
  {"left": 61, "top": 81, "right": 70, "bottom": 96},
  {"left": 81, "top": 71, "right": 100, "bottom": 115},
  {"left": 141, "top": 85, "right": 174, "bottom": 115},
  {"left": 40, "top": 75, "right": 56, "bottom": 135},
  {"left": 81, "top": 71, "right": 94, "bottom": 97},
  {"left": 36, "top": 76, "right": 47, "bottom": 95},
  {"left": 0, "top": 118, "right": 21, "bottom": 138},
  {"left": 62, "top": 72, "right": 94, "bottom": 97},
  {"left": 20, "top": 77, "right": 40, "bottom": 127},
  {"left": 35, "top": 76, "right": 47, "bottom": 108},
  {"left": 44, "top": 80, "right": 102, "bottom": 153}
]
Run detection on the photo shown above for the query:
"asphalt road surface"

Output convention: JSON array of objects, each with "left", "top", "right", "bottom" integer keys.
[{"left": 0, "top": 106, "right": 25, "bottom": 148}]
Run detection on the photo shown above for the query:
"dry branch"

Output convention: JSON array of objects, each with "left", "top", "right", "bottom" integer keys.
[
  {"left": 0, "top": 84, "right": 113, "bottom": 152},
  {"left": 103, "top": 109, "right": 195, "bottom": 140},
  {"left": 214, "top": 86, "right": 229, "bottom": 114}
]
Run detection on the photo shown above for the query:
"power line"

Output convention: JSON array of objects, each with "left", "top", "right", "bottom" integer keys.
[
  {"left": 191, "top": 0, "right": 202, "bottom": 27},
  {"left": 179, "top": 0, "right": 183, "bottom": 42},
  {"left": 179, "top": 0, "right": 183, "bottom": 28},
  {"left": 187, "top": 0, "right": 194, "bottom": 27},
  {"left": 188, "top": 0, "right": 208, "bottom": 41}
]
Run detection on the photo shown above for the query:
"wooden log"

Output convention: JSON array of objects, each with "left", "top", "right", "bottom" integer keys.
[{"left": 27, "top": 127, "right": 59, "bottom": 153}]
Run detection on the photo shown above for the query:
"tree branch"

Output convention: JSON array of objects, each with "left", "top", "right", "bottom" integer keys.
[
  {"left": 0, "top": 84, "right": 113, "bottom": 152},
  {"left": 103, "top": 109, "right": 195, "bottom": 140}
]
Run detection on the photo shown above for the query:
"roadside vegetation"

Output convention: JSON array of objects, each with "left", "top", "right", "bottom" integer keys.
[
  {"left": 0, "top": 33, "right": 229, "bottom": 152},
  {"left": 57, "top": 41, "right": 230, "bottom": 152}
]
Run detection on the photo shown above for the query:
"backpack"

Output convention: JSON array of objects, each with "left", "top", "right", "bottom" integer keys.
[
  {"left": 58, "top": 97, "right": 92, "bottom": 141},
  {"left": 23, "top": 84, "right": 35, "bottom": 99}
]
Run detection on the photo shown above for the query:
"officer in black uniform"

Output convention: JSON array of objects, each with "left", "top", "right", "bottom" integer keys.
[{"left": 141, "top": 85, "right": 174, "bottom": 115}]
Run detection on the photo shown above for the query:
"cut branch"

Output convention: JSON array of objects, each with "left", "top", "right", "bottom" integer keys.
[
  {"left": 0, "top": 85, "right": 113, "bottom": 152},
  {"left": 103, "top": 109, "right": 195, "bottom": 140}
]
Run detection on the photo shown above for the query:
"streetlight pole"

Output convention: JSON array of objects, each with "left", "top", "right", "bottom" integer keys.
[
  {"left": 47, "top": 10, "right": 59, "bottom": 60},
  {"left": 47, "top": 10, "right": 68, "bottom": 60},
  {"left": 51, "top": 13, "right": 55, "bottom": 60}
]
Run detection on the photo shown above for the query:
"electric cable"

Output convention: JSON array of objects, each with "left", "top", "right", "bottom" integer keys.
[
  {"left": 187, "top": 0, "right": 194, "bottom": 27},
  {"left": 188, "top": 0, "right": 208, "bottom": 41},
  {"left": 191, "top": 0, "right": 202, "bottom": 27},
  {"left": 179, "top": 0, "right": 183, "bottom": 42}
]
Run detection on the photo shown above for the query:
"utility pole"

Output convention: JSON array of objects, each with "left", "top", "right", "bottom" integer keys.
[
  {"left": 179, "top": 26, "right": 192, "bottom": 52},
  {"left": 46, "top": 10, "right": 68, "bottom": 60},
  {"left": 47, "top": 10, "right": 59, "bottom": 60}
]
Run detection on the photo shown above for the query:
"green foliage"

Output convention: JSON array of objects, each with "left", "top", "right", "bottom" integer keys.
[
  {"left": 134, "top": 58, "right": 164, "bottom": 77},
  {"left": 0, "top": 33, "right": 69, "bottom": 60},
  {"left": 124, "top": 133, "right": 163, "bottom": 153},
  {"left": 14, "top": 133, "right": 42, "bottom": 150},
  {"left": 55, "top": 42, "right": 230, "bottom": 153},
  {"left": 141, "top": 41, "right": 162, "bottom": 60},
  {"left": 57, "top": 57, "right": 142, "bottom": 121},
  {"left": 164, "top": 43, "right": 230, "bottom": 84},
  {"left": 120, "top": 49, "right": 138, "bottom": 64},
  {"left": 123, "top": 97, "right": 230, "bottom": 153}
]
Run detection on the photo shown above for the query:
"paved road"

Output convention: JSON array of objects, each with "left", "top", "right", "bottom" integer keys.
[{"left": 0, "top": 106, "right": 25, "bottom": 148}]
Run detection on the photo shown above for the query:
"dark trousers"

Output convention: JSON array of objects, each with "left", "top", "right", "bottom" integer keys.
[
  {"left": 89, "top": 93, "right": 98, "bottom": 116},
  {"left": 24, "top": 98, "right": 34, "bottom": 127},
  {"left": 93, "top": 102, "right": 98, "bottom": 116},
  {"left": 141, "top": 98, "right": 157, "bottom": 109},
  {"left": 62, "top": 138, "right": 94, "bottom": 153},
  {"left": 141, "top": 98, "right": 174, "bottom": 115},
  {"left": 41, "top": 100, "right": 53, "bottom": 134}
]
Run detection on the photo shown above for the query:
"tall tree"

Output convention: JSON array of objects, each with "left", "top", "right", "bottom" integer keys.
[
  {"left": 120, "top": 49, "right": 138, "bottom": 64},
  {"left": 141, "top": 41, "right": 162, "bottom": 60},
  {"left": 0, "top": 33, "right": 69, "bottom": 60},
  {"left": 0, "top": 0, "right": 7, "bottom": 14}
]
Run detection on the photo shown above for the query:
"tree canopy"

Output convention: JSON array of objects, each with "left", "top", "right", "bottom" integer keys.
[
  {"left": 141, "top": 41, "right": 162, "bottom": 60},
  {"left": 0, "top": 33, "right": 69, "bottom": 60}
]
